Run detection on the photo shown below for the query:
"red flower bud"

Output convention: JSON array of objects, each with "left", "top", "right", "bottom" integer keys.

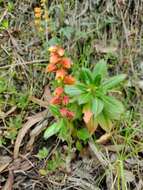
[
  {"left": 60, "top": 108, "right": 74, "bottom": 119},
  {"left": 63, "top": 96, "right": 69, "bottom": 105},
  {"left": 50, "top": 96, "right": 62, "bottom": 105}
]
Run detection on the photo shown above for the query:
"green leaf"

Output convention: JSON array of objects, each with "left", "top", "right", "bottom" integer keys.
[
  {"left": 37, "top": 147, "right": 49, "bottom": 159},
  {"left": 69, "top": 103, "right": 82, "bottom": 119},
  {"left": 8, "top": 2, "right": 14, "bottom": 11},
  {"left": 47, "top": 152, "right": 62, "bottom": 171},
  {"left": 97, "top": 112, "right": 113, "bottom": 132},
  {"left": 93, "top": 59, "right": 107, "bottom": 79},
  {"left": 59, "top": 26, "right": 74, "bottom": 39},
  {"left": 102, "top": 96, "right": 124, "bottom": 120},
  {"left": 76, "top": 141, "right": 83, "bottom": 151},
  {"left": 92, "top": 98, "right": 104, "bottom": 117},
  {"left": 78, "top": 93, "right": 92, "bottom": 105},
  {"left": 77, "top": 128, "right": 90, "bottom": 141},
  {"left": 49, "top": 105, "right": 60, "bottom": 116},
  {"left": 2, "top": 19, "right": 9, "bottom": 29},
  {"left": 65, "top": 85, "right": 83, "bottom": 96},
  {"left": 59, "top": 119, "right": 70, "bottom": 141},
  {"left": 44, "top": 122, "right": 61, "bottom": 139},
  {"left": 102, "top": 74, "right": 126, "bottom": 90},
  {"left": 5, "top": 116, "right": 22, "bottom": 140},
  {"left": 76, "top": 83, "right": 87, "bottom": 91},
  {"left": 0, "top": 78, "right": 6, "bottom": 93},
  {"left": 47, "top": 37, "right": 61, "bottom": 46},
  {"left": 80, "top": 68, "right": 93, "bottom": 84},
  {"left": 94, "top": 74, "right": 102, "bottom": 86},
  {"left": 17, "top": 94, "right": 29, "bottom": 109}
]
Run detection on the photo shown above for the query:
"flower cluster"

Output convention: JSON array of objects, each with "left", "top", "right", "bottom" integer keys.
[
  {"left": 34, "top": 1, "right": 49, "bottom": 32},
  {"left": 34, "top": 7, "right": 42, "bottom": 27},
  {"left": 46, "top": 46, "right": 75, "bottom": 120}
]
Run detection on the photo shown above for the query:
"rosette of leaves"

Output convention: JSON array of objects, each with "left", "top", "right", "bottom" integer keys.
[{"left": 65, "top": 59, "right": 126, "bottom": 134}]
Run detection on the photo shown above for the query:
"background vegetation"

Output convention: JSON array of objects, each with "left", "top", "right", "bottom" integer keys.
[{"left": 0, "top": 0, "right": 143, "bottom": 189}]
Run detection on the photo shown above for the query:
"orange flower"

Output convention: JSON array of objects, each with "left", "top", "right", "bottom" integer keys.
[
  {"left": 46, "top": 63, "right": 57, "bottom": 72},
  {"left": 34, "top": 7, "right": 41, "bottom": 13},
  {"left": 57, "top": 47, "right": 64, "bottom": 56},
  {"left": 48, "top": 46, "right": 64, "bottom": 57},
  {"left": 56, "top": 69, "right": 67, "bottom": 80},
  {"left": 60, "top": 57, "right": 72, "bottom": 69},
  {"left": 60, "top": 108, "right": 74, "bottom": 119},
  {"left": 54, "top": 87, "right": 64, "bottom": 97},
  {"left": 34, "top": 7, "right": 41, "bottom": 18},
  {"left": 63, "top": 96, "right": 69, "bottom": 105},
  {"left": 35, "top": 13, "right": 41, "bottom": 18},
  {"left": 50, "top": 53, "right": 60, "bottom": 64},
  {"left": 64, "top": 75, "right": 75, "bottom": 85},
  {"left": 50, "top": 96, "right": 62, "bottom": 105},
  {"left": 48, "top": 46, "right": 57, "bottom": 52}
]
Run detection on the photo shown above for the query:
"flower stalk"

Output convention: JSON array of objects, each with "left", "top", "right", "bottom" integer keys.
[{"left": 46, "top": 46, "right": 75, "bottom": 120}]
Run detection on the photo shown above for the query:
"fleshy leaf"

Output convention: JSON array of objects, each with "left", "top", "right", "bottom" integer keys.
[
  {"left": 94, "top": 74, "right": 102, "bottom": 86},
  {"left": 92, "top": 98, "right": 104, "bottom": 117},
  {"left": 65, "top": 85, "right": 83, "bottom": 96},
  {"left": 76, "top": 83, "right": 87, "bottom": 91},
  {"left": 97, "top": 112, "right": 113, "bottom": 132},
  {"left": 80, "top": 68, "right": 93, "bottom": 84},
  {"left": 83, "top": 109, "right": 93, "bottom": 124},
  {"left": 86, "top": 116, "right": 98, "bottom": 134},
  {"left": 83, "top": 104, "right": 98, "bottom": 134},
  {"left": 93, "top": 59, "right": 107, "bottom": 79},
  {"left": 102, "top": 74, "right": 126, "bottom": 90},
  {"left": 78, "top": 93, "right": 92, "bottom": 105},
  {"left": 102, "top": 96, "right": 124, "bottom": 120}
]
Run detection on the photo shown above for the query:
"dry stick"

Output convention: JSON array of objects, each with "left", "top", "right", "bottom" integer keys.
[
  {"left": 2, "top": 170, "right": 14, "bottom": 190},
  {"left": 26, "top": 119, "right": 49, "bottom": 151},
  {"left": 13, "top": 110, "right": 47, "bottom": 159},
  {"left": 29, "top": 96, "right": 49, "bottom": 108},
  {"left": 0, "top": 106, "right": 17, "bottom": 119},
  {"left": 0, "top": 59, "right": 48, "bottom": 69}
]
